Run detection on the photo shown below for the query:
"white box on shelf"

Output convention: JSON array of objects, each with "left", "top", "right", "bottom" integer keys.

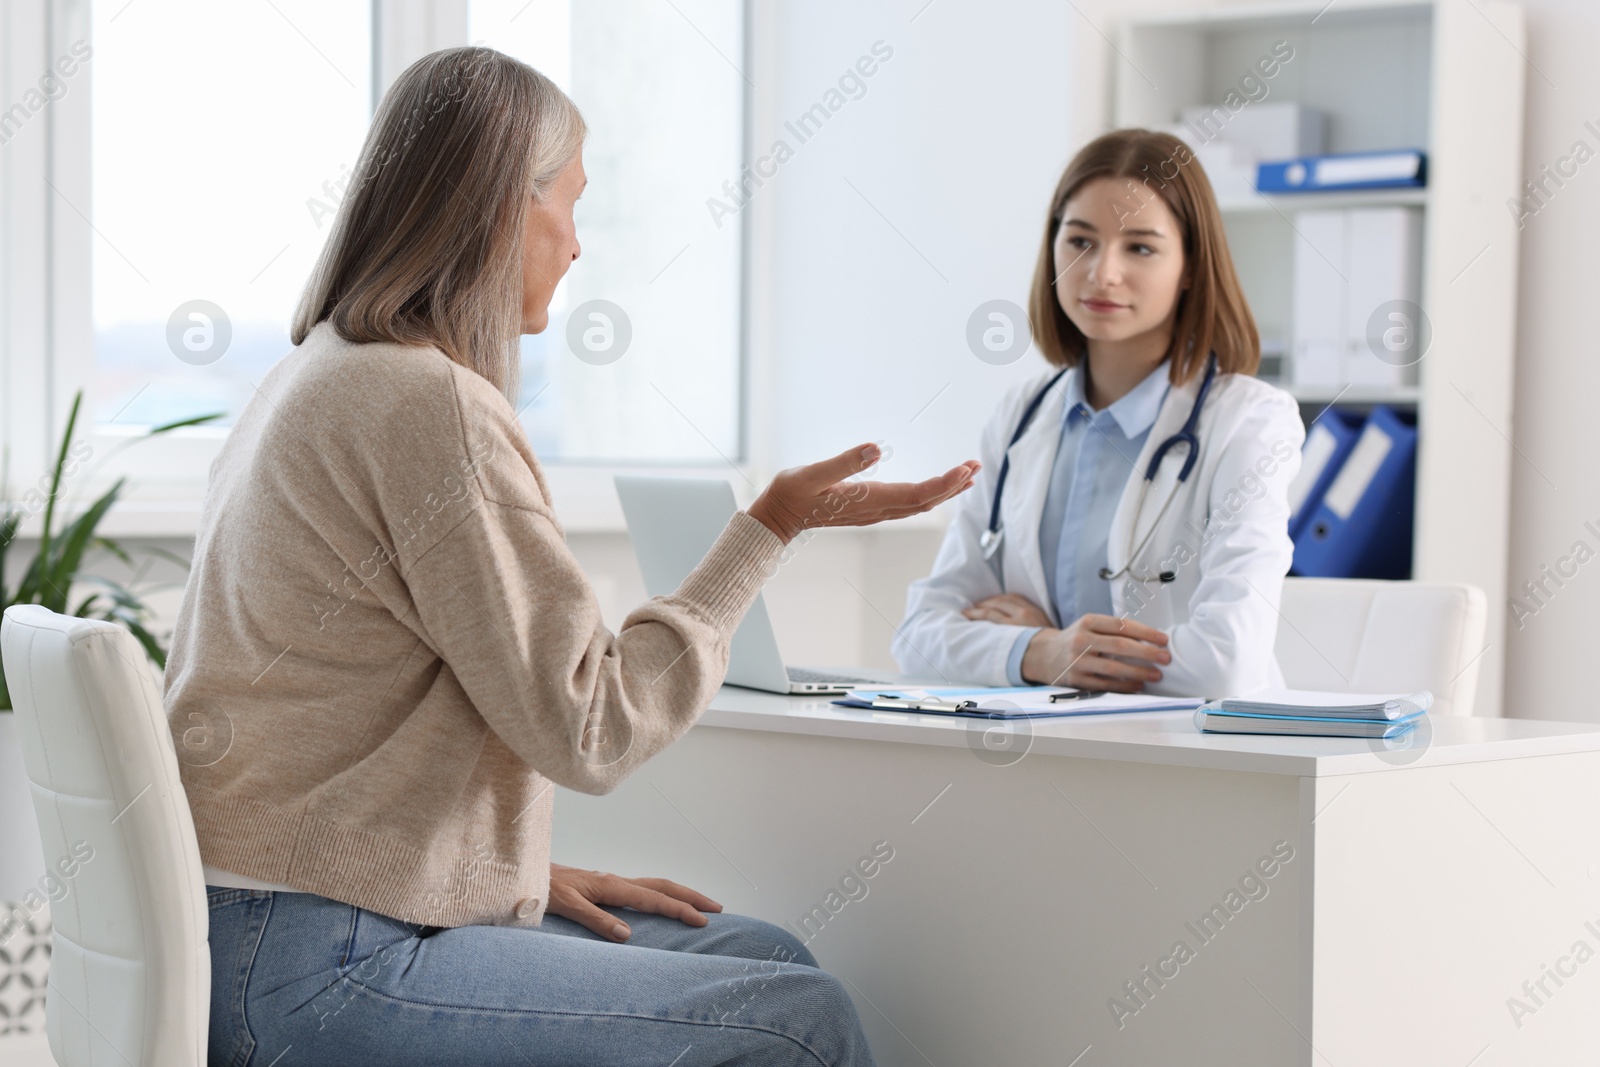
[
  {"left": 1155, "top": 123, "right": 1253, "bottom": 199},
  {"left": 1179, "top": 102, "right": 1326, "bottom": 164},
  {"left": 1191, "top": 139, "right": 1258, "bottom": 202}
]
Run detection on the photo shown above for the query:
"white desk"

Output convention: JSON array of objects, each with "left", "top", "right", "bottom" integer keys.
[{"left": 553, "top": 687, "right": 1600, "bottom": 1066}]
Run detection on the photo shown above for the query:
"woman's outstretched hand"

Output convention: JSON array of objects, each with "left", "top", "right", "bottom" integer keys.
[
  {"left": 747, "top": 444, "right": 980, "bottom": 544},
  {"left": 547, "top": 863, "right": 723, "bottom": 942}
]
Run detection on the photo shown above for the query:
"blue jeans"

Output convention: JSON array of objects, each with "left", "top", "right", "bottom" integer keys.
[{"left": 205, "top": 885, "right": 877, "bottom": 1066}]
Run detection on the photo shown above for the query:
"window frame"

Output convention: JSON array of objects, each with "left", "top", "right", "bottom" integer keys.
[{"left": 1, "top": 0, "right": 758, "bottom": 538}]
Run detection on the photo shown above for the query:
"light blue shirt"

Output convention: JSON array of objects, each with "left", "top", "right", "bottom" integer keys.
[{"left": 1003, "top": 362, "right": 1171, "bottom": 684}]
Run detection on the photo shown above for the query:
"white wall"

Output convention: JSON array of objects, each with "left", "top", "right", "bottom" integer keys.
[
  {"left": 1498, "top": 0, "right": 1600, "bottom": 721},
  {"left": 751, "top": 0, "right": 1075, "bottom": 477}
]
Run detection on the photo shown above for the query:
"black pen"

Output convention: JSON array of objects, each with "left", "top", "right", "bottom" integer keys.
[{"left": 1048, "top": 689, "right": 1105, "bottom": 703}]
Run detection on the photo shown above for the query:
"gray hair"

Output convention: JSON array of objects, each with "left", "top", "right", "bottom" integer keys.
[{"left": 292, "top": 46, "right": 586, "bottom": 401}]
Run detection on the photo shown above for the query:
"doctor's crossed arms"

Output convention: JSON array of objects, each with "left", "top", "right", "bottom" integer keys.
[{"left": 963, "top": 598, "right": 1171, "bottom": 692}]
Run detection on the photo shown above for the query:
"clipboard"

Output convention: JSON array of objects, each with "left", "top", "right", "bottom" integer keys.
[
  {"left": 832, "top": 687, "right": 1205, "bottom": 719},
  {"left": 862, "top": 693, "right": 981, "bottom": 713}
]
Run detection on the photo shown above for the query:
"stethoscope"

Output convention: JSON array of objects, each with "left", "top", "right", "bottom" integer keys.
[{"left": 979, "top": 354, "right": 1219, "bottom": 585}]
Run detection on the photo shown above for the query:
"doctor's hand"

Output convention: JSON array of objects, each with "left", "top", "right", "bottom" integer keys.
[
  {"left": 747, "top": 443, "right": 979, "bottom": 544},
  {"left": 963, "top": 594, "right": 1053, "bottom": 628},
  {"left": 1019, "top": 613, "right": 1171, "bottom": 693},
  {"left": 547, "top": 862, "right": 723, "bottom": 943}
]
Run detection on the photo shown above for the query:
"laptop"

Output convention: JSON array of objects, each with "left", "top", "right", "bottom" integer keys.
[{"left": 615, "top": 476, "right": 883, "bottom": 695}]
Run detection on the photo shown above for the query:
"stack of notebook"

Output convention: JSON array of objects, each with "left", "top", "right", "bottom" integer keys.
[{"left": 1194, "top": 688, "right": 1431, "bottom": 739}]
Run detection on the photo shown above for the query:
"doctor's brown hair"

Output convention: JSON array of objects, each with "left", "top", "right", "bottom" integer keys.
[{"left": 1027, "top": 128, "right": 1259, "bottom": 384}]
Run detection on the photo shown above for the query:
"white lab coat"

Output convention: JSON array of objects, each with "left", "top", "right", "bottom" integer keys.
[{"left": 894, "top": 364, "right": 1305, "bottom": 700}]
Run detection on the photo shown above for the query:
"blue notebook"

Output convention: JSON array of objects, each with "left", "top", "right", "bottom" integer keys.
[
  {"left": 1195, "top": 707, "right": 1424, "bottom": 739},
  {"left": 1218, "top": 688, "right": 1431, "bottom": 721}
]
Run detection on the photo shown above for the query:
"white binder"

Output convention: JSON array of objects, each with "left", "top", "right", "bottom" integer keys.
[
  {"left": 1290, "top": 207, "right": 1422, "bottom": 389},
  {"left": 1345, "top": 207, "right": 1423, "bottom": 386},
  {"left": 1290, "top": 209, "right": 1347, "bottom": 388}
]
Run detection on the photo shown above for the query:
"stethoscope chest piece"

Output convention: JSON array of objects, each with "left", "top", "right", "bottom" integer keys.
[{"left": 979, "top": 527, "right": 1003, "bottom": 561}]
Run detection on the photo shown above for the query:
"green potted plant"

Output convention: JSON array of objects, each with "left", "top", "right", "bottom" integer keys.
[{"left": 0, "top": 390, "right": 219, "bottom": 709}]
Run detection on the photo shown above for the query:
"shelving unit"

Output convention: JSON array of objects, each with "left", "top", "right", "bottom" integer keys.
[{"left": 1115, "top": 0, "right": 1526, "bottom": 715}]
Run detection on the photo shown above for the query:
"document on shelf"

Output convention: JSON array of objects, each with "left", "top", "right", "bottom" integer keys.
[{"left": 832, "top": 686, "right": 1206, "bottom": 719}]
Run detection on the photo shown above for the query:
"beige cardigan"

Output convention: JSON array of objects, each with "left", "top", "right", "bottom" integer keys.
[{"left": 164, "top": 321, "right": 784, "bottom": 928}]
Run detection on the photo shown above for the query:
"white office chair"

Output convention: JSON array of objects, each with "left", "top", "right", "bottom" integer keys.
[
  {"left": 1, "top": 605, "right": 208, "bottom": 1066},
  {"left": 1273, "top": 578, "right": 1488, "bottom": 717}
]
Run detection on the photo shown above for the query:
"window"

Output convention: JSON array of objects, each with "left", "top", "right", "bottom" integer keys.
[
  {"left": 5, "top": 0, "right": 747, "bottom": 534},
  {"left": 469, "top": 0, "right": 746, "bottom": 462},
  {"left": 90, "top": 0, "right": 373, "bottom": 431}
]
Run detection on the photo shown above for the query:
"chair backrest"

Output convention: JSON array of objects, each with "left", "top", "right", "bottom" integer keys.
[
  {"left": 1, "top": 605, "right": 208, "bottom": 1067},
  {"left": 1273, "top": 578, "right": 1488, "bottom": 717}
]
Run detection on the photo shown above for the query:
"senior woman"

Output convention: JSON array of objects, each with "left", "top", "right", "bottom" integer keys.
[{"left": 167, "top": 47, "right": 976, "bottom": 1067}]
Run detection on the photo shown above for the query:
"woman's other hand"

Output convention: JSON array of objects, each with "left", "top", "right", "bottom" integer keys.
[
  {"left": 747, "top": 444, "right": 979, "bottom": 544},
  {"left": 547, "top": 863, "right": 723, "bottom": 942},
  {"left": 963, "top": 593, "right": 1053, "bottom": 628},
  {"left": 1019, "top": 613, "right": 1171, "bottom": 692}
]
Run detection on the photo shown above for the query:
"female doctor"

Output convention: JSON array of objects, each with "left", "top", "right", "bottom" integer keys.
[{"left": 894, "top": 129, "right": 1304, "bottom": 700}]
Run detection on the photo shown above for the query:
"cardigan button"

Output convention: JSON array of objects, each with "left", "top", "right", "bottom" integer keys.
[{"left": 515, "top": 897, "right": 542, "bottom": 919}]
